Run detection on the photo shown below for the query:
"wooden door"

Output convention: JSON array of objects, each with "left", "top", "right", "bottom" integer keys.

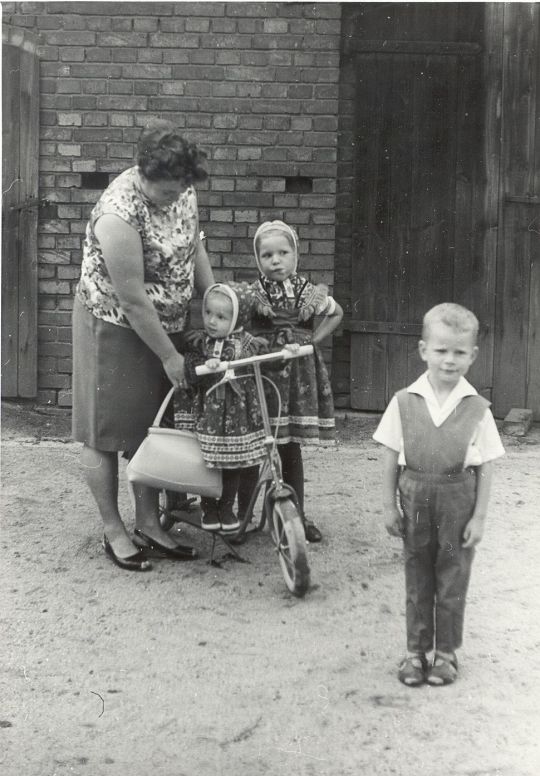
[
  {"left": 1, "top": 36, "right": 39, "bottom": 398},
  {"left": 493, "top": 3, "right": 540, "bottom": 420},
  {"left": 347, "top": 5, "right": 491, "bottom": 410}
]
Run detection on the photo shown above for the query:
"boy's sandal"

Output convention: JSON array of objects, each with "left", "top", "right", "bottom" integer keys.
[
  {"left": 397, "top": 654, "right": 427, "bottom": 687},
  {"left": 427, "top": 654, "right": 458, "bottom": 686}
]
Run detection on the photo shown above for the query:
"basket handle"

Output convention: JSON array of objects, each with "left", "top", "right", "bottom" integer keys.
[{"left": 152, "top": 386, "right": 176, "bottom": 428}]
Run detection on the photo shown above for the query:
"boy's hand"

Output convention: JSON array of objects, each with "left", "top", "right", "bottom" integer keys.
[
  {"left": 205, "top": 358, "right": 221, "bottom": 371},
  {"left": 462, "top": 515, "right": 486, "bottom": 548},
  {"left": 384, "top": 506, "right": 405, "bottom": 538}
]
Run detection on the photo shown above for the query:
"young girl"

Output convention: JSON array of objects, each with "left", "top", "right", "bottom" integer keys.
[
  {"left": 249, "top": 220, "right": 343, "bottom": 542},
  {"left": 179, "top": 284, "right": 268, "bottom": 532}
]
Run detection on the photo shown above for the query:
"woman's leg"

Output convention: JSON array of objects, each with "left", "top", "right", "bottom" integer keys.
[
  {"left": 80, "top": 445, "right": 139, "bottom": 559},
  {"left": 132, "top": 483, "right": 187, "bottom": 549}
]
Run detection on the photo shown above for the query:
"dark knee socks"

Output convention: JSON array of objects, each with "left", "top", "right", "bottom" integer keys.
[
  {"left": 278, "top": 442, "right": 304, "bottom": 516},
  {"left": 219, "top": 469, "right": 240, "bottom": 511},
  {"left": 237, "top": 465, "right": 259, "bottom": 518},
  {"left": 201, "top": 469, "right": 240, "bottom": 516}
]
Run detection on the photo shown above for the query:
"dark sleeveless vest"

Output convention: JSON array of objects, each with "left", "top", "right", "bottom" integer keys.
[{"left": 396, "top": 389, "right": 490, "bottom": 475}]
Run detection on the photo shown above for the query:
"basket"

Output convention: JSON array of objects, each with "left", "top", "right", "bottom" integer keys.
[{"left": 126, "top": 387, "right": 222, "bottom": 498}]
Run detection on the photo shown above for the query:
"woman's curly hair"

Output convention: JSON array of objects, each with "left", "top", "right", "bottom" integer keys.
[{"left": 137, "top": 119, "right": 208, "bottom": 184}]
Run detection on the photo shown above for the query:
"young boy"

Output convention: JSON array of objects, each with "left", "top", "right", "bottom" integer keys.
[{"left": 373, "top": 303, "right": 504, "bottom": 686}]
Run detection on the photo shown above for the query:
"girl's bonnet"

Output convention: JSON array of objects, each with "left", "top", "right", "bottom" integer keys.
[
  {"left": 253, "top": 220, "right": 299, "bottom": 274},
  {"left": 203, "top": 283, "right": 239, "bottom": 337}
]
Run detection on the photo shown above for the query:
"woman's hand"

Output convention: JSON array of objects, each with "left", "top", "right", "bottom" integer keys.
[
  {"left": 205, "top": 357, "right": 221, "bottom": 371},
  {"left": 162, "top": 351, "right": 185, "bottom": 388}
]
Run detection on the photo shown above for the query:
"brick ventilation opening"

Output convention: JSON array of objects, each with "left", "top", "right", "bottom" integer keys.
[
  {"left": 81, "top": 172, "right": 110, "bottom": 189},
  {"left": 285, "top": 176, "right": 313, "bottom": 194}
]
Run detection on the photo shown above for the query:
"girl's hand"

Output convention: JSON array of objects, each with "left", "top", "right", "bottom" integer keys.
[
  {"left": 384, "top": 506, "right": 405, "bottom": 538},
  {"left": 162, "top": 351, "right": 185, "bottom": 389},
  {"left": 256, "top": 302, "right": 275, "bottom": 319},
  {"left": 283, "top": 343, "right": 300, "bottom": 354},
  {"left": 252, "top": 336, "right": 270, "bottom": 352},
  {"left": 205, "top": 358, "right": 221, "bottom": 371}
]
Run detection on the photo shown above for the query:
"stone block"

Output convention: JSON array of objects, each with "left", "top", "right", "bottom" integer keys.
[{"left": 502, "top": 408, "right": 533, "bottom": 436}]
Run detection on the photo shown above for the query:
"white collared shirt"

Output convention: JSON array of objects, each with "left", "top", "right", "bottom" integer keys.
[{"left": 373, "top": 372, "right": 505, "bottom": 467}]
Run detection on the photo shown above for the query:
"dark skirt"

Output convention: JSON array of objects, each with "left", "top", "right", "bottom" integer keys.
[{"left": 72, "top": 298, "right": 176, "bottom": 452}]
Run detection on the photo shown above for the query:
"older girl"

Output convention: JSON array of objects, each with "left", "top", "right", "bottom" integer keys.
[{"left": 249, "top": 220, "right": 343, "bottom": 542}]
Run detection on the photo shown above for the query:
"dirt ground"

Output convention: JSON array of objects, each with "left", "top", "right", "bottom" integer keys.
[{"left": 1, "top": 400, "right": 539, "bottom": 776}]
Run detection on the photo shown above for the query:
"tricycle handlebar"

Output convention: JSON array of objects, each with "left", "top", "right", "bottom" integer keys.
[{"left": 194, "top": 344, "right": 313, "bottom": 376}]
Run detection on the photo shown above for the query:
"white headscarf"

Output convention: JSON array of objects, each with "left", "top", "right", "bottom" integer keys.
[
  {"left": 253, "top": 220, "right": 299, "bottom": 274},
  {"left": 202, "top": 283, "right": 239, "bottom": 337}
]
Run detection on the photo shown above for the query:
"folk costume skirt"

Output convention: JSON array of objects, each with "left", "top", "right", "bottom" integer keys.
[
  {"left": 72, "top": 298, "right": 180, "bottom": 453},
  {"left": 261, "top": 313, "right": 335, "bottom": 446}
]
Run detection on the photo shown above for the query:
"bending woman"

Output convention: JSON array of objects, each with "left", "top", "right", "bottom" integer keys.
[{"left": 72, "top": 120, "right": 214, "bottom": 571}]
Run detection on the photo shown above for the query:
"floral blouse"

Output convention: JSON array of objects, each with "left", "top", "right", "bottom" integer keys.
[{"left": 76, "top": 166, "right": 199, "bottom": 333}]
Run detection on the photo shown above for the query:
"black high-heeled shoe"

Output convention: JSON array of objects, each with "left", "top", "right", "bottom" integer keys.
[
  {"left": 133, "top": 529, "right": 198, "bottom": 560},
  {"left": 102, "top": 534, "right": 153, "bottom": 572}
]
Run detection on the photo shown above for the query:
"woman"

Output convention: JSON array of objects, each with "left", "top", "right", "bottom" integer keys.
[{"left": 72, "top": 120, "right": 214, "bottom": 571}]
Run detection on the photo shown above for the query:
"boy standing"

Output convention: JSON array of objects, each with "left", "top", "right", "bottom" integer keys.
[{"left": 373, "top": 303, "right": 504, "bottom": 686}]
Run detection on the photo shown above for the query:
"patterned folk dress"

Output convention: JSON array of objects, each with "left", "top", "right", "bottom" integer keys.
[
  {"left": 250, "top": 274, "right": 336, "bottom": 445},
  {"left": 179, "top": 329, "right": 268, "bottom": 469}
]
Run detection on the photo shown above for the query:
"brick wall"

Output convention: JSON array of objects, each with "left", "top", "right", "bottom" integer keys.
[{"left": 2, "top": 1, "right": 343, "bottom": 407}]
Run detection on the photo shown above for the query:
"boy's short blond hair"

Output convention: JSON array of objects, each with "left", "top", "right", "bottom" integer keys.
[{"left": 422, "top": 303, "right": 479, "bottom": 343}]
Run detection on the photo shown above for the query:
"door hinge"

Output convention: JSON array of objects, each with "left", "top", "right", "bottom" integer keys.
[{"left": 8, "top": 197, "right": 50, "bottom": 212}]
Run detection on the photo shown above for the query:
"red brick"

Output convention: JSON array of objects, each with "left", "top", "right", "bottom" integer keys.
[
  {"left": 37, "top": 390, "right": 57, "bottom": 405},
  {"left": 137, "top": 49, "right": 162, "bottom": 64},
  {"left": 45, "top": 31, "right": 96, "bottom": 46},
  {"left": 112, "top": 49, "right": 137, "bottom": 64},
  {"left": 85, "top": 48, "right": 112, "bottom": 63},
  {"left": 159, "top": 19, "right": 186, "bottom": 33},
  {"left": 58, "top": 144, "right": 81, "bottom": 157},
  {"left": 39, "top": 280, "right": 71, "bottom": 295},
  {"left": 97, "top": 32, "right": 148, "bottom": 47},
  {"left": 149, "top": 32, "right": 199, "bottom": 48},
  {"left": 134, "top": 18, "right": 159, "bottom": 32}
]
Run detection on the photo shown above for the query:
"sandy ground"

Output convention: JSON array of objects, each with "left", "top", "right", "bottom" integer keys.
[{"left": 1, "top": 401, "right": 540, "bottom": 776}]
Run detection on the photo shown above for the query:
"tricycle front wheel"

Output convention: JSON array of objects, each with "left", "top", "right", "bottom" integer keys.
[{"left": 270, "top": 499, "right": 310, "bottom": 597}]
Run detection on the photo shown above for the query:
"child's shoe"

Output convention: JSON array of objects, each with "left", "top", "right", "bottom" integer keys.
[
  {"left": 303, "top": 519, "right": 322, "bottom": 543},
  {"left": 426, "top": 653, "right": 458, "bottom": 686},
  {"left": 219, "top": 507, "right": 240, "bottom": 532},
  {"left": 397, "top": 654, "right": 427, "bottom": 686},
  {"left": 200, "top": 500, "right": 220, "bottom": 531}
]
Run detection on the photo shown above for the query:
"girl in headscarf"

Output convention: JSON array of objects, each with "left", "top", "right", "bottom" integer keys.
[
  {"left": 179, "top": 283, "right": 268, "bottom": 531},
  {"left": 249, "top": 220, "right": 343, "bottom": 542}
]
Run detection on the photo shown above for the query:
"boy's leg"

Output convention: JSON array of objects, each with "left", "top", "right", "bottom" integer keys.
[
  {"left": 219, "top": 469, "right": 241, "bottom": 531},
  {"left": 433, "top": 475, "right": 477, "bottom": 656},
  {"left": 400, "top": 472, "right": 437, "bottom": 655}
]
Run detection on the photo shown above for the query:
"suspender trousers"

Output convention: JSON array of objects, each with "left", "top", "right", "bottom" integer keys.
[{"left": 396, "top": 391, "right": 490, "bottom": 654}]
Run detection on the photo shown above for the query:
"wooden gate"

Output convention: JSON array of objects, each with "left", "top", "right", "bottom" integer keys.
[
  {"left": 492, "top": 3, "right": 540, "bottom": 420},
  {"left": 1, "top": 29, "right": 40, "bottom": 398},
  {"left": 347, "top": 4, "right": 493, "bottom": 411}
]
